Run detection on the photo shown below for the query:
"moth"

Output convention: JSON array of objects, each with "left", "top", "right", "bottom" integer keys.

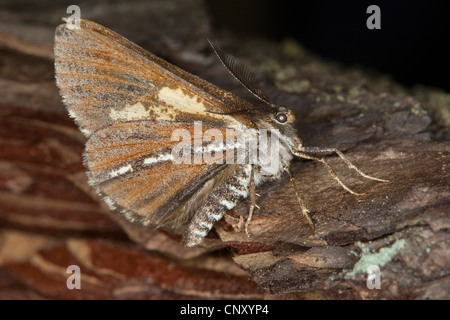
[{"left": 54, "top": 18, "right": 387, "bottom": 247}]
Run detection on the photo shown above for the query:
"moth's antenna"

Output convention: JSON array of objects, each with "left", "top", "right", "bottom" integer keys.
[{"left": 208, "top": 39, "right": 275, "bottom": 108}]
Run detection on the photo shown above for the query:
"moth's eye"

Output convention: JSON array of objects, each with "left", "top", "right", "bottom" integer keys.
[{"left": 275, "top": 112, "right": 288, "bottom": 123}]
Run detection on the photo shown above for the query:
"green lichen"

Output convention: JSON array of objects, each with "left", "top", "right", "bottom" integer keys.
[
  {"left": 393, "top": 101, "right": 401, "bottom": 108},
  {"left": 348, "top": 249, "right": 360, "bottom": 257},
  {"left": 411, "top": 103, "right": 428, "bottom": 117},
  {"left": 345, "top": 239, "right": 406, "bottom": 278}
]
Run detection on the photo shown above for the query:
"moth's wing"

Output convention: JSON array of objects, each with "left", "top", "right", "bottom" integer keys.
[
  {"left": 54, "top": 18, "right": 256, "bottom": 137},
  {"left": 85, "top": 120, "right": 238, "bottom": 228},
  {"left": 54, "top": 19, "right": 249, "bottom": 227}
]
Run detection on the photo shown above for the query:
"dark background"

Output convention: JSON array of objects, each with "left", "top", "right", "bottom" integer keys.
[{"left": 207, "top": 0, "right": 450, "bottom": 92}]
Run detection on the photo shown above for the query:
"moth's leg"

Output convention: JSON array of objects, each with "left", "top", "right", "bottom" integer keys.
[
  {"left": 293, "top": 150, "right": 362, "bottom": 195},
  {"left": 183, "top": 165, "right": 251, "bottom": 247},
  {"left": 298, "top": 146, "right": 389, "bottom": 183},
  {"left": 244, "top": 166, "right": 259, "bottom": 237},
  {"left": 284, "top": 166, "right": 315, "bottom": 235}
]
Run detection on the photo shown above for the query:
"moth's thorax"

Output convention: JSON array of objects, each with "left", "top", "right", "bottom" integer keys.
[{"left": 253, "top": 128, "right": 294, "bottom": 186}]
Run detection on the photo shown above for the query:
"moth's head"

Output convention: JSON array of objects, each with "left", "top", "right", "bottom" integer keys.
[
  {"left": 272, "top": 105, "right": 303, "bottom": 150},
  {"left": 271, "top": 105, "right": 295, "bottom": 126},
  {"left": 256, "top": 104, "right": 302, "bottom": 151}
]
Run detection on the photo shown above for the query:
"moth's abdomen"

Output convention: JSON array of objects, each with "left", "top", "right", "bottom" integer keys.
[{"left": 183, "top": 165, "right": 251, "bottom": 247}]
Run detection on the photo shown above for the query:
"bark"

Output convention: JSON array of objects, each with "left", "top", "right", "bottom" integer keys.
[{"left": 0, "top": 0, "right": 449, "bottom": 299}]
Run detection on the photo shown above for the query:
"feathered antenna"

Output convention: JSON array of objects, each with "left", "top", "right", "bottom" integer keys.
[{"left": 208, "top": 39, "right": 275, "bottom": 108}]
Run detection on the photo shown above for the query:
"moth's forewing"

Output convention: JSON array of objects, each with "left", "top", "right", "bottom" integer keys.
[
  {"left": 54, "top": 19, "right": 253, "bottom": 228},
  {"left": 54, "top": 19, "right": 254, "bottom": 137}
]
